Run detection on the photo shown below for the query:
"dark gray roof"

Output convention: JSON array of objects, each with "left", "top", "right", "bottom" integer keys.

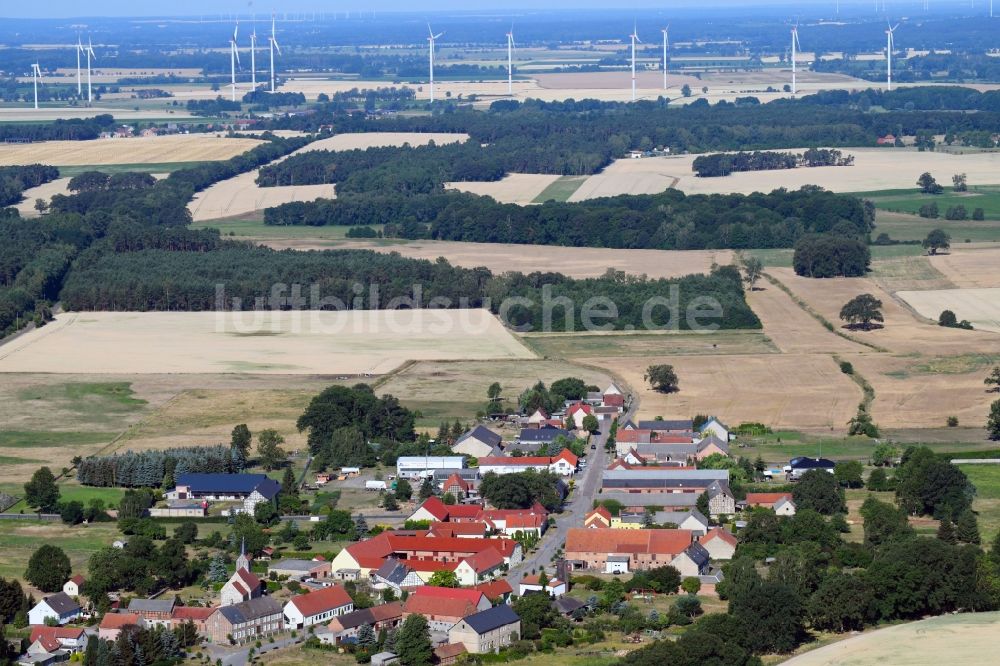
[
  {"left": 461, "top": 604, "right": 520, "bottom": 634},
  {"left": 216, "top": 597, "right": 283, "bottom": 624},
  {"left": 177, "top": 473, "right": 280, "bottom": 499},
  {"left": 638, "top": 420, "right": 693, "bottom": 431},
  {"left": 271, "top": 559, "right": 321, "bottom": 572},
  {"left": 706, "top": 480, "right": 734, "bottom": 499},
  {"left": 790, "top": 457, "right": 836, "bottom": 469},
  {"left": 503, "top": 442, "right": 545, "bottom": 455},
  {"left": 516, "top": 427, "right": 571, "bottom": 443},
  {"left": 373, "top": 558, "right": 412, "bottom": 585},
  {"left": 653, "top": 510, "right": 709, "bottom": 527},
  {"left": 597, "top": 493, "right": 699, "bottom": 508},
  {"left": 602, "top": 478, "right": 724, "bottom": 489},
  {"left": 696, "top": 435, "right": 730, "bottom": 455},
  {"left": 554, "top": 597, "right": 586, "bottom": 614},
  {"left": 681, "top": 543, "right": 711, "bottom": 567},
  {"left": 42, "top": 592, "right": 81, "bottom": 615},
  {"left": 433, "top": 468, "right": 479, "bottom": 483},
  {"left": 457, "top": 426, "right": 502, "bottom": 448},
  {"left": 128, "top": 598, "right": 176, "bottom": 613}
]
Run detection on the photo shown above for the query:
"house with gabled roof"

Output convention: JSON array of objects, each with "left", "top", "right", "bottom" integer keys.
[
  {"left": 584, "top": 506, "right": 612, "bottom": 529},
  {"left": 448, "top": 604, "right": 521, "bottom": 654},
  {"left": 698, "top": 417, "right": 731, "bottom": 442},
  {"left": 28, "top": 592, "right": 81, "bottom": 626},
  {"left": 519, "top": 574, "right": 567, "bottom": 598},
  {"left": 283, "top": 584, "right": 353, "bottom": 629},
  {"left": 671, "top": 542, "right": 711, "bottom": 577},
  {"left": 402, "top": 586, "right": 490, "bottom": 631},
  {"left": 695, "top": 434, "right": 730, "bottom": 460},
  {"left": 407, "top": 496, "right": 484, "bottom": 524},
  {"left": 27, "top": 626, "right": 87, "bottom": 656},
  {"left": 514, "top": 425, "right": 571, "bottom": 446},
  {"left": 206, "top": 597, "right": 284, "bottom": 644},
  {"left": 453, "top": 426, "right": 502, "bottom": 458},
  {"left": 638, "top": 419, "right": 693, "bottom": 432},
  {"left": 62, "top": 575, "right": 85, "bottom": 598},
  {"left": 429, "top": 522, "right": 490, "bottom": 539},
  {"left": 525, "top": 408, "right": 549, "bottom": 428},
  {"left": 698, "top": 528, "right": 737, "bottom": 560},
  {"left": 454, "top": 548, "right": 505, "bottom": 586},
  {"left": 565, "top": 402, "right": 594, "bottom": 430},
  {"left": 565, "top": 528, "right": 694, "bottom": 573},
  {"left": 127, "top": 598, "right": 176, "bottom": 626},
  {"left": 371, "top": 558, "right": 423, "bottom": 595},
  {"left": 442, "top": 473, "right": 475, "bottom": 499},
  {"left": 477, "top": 449, "right": 577, "bottom": 477},
  {"left": 474, "top": 580, "right": 513, "bottom": 604},
  {"left": 167, "top": 473, "right": 280, "bottom": 516},
  {"left": 99, "top": 613, "right": 141, "bottom": 641},
  {"left": 706, "top": 480, "right": 736, "bottom": 517},
  {"left": 323, "top": 602, "right": 404, "bottom": 645}
]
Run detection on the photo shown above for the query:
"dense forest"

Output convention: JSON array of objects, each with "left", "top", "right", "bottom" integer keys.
[
  {"left": 692, "top": 149, "right": 853, "bottom": 177},
  {"left": 0, "top": 114, "right": 115, "bottom": 142},
  {"left": 264, "top": 186, "right": 874, "bottom": 251},
  {"left": 0, "top": 164, "right": 60, "bottom": 207}
]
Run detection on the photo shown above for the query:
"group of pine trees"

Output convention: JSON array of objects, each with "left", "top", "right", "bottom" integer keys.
[{"left": 76, "top": 445, "right": 243, "bottom": 488}]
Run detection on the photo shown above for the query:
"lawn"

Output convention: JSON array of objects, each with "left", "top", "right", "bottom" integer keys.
[
  {"left": 961, "top": 465, "right": 1000, "bottom": 536},
  {"left": 0, "top": 430, "right": 116, "bottom": 448},
  {"left": 0, "top": 520, "right": 120, "bottom": 583},
  {"left": 16, "top": 381, "right": 147, "bottom": 416},
  {"left": 532, "top": 175, "right": 588, "bottom": 203},
  {"left": 193, "top": 217, "right": 387, "bottom": 241}
]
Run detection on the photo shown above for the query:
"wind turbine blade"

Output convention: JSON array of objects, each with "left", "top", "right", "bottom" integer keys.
[
  {"left": 434, "top": 32, "right": 444, "bottom": 39},
  {"left": 274, "top": 40, "right": 281, "bottom": 55}
]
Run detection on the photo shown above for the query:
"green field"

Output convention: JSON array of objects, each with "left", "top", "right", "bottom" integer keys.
[
  {"left": 17, "top": 382, "right": 146, "bottom": 415},
  {"left": 532, "top": 175, "right": 587, "bottom": 203},
  {"left": 0, "top": 520, "right": 120, "bottom": 581},
  {"left": 193, "top": 218, "right": 389, "bottom": 242},
  {"left": 746, "top": 243, "right": 925, "bottom": 268},
  {"left": 57, "top": 162, "right": 207, "bottom": 176},
  {"left": 965, "top": 464, "right": 1000, "bottom": 542},
  {"left": 521, "top": 330, "right": 778, "bottom": 359},
  {"left": 857, "top": 185, "right": 1000, "bottom": 220},
  {"left": 0, "top": 431, "right": 115, "bottom": 448}
]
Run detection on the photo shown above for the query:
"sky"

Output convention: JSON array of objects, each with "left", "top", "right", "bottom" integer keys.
[{"left": 0, "top": 0, "right": 913, "bottom": 19}]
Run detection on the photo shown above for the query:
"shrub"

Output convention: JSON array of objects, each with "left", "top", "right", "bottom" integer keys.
[
  {"left": 947, "top": 416, "right": 959, "bottom": 427},
  {"left": 839, "top": 361, "right": 854, "bottom": 375}
]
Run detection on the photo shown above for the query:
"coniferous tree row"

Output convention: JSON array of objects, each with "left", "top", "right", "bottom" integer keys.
[{"left": 76, "top": 445, "right": 243, "bottom": 488}]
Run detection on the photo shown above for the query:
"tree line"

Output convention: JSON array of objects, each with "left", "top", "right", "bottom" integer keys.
[
  {"left": 0, "top": 164, "right": 60, "bottom": 206},
  {"left": 692, "top": 149, "right": 853, "bottom": 178},
  {"left": 76, "top": 445, "right": 243, "bottom": 488},
  {"left": 264, "top": 186, "right": 873, "bottom": 252},
  {"left": 0, "top": 113, "right": 115, "bottom": 142}
]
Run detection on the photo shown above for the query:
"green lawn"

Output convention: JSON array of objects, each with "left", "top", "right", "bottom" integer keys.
[
  {"left": 962, "top": 465, "right": 1000, "bottom": 537},
  {"left": 57, "top": 162, "right": 208, "bottom": 177},
  {"left": 855, "top": 185, "right": 1000, "bottom": 220},
  {"left": 0, "top": 431, "right": 115, "bottom": 448},
  {"left": 402, "top": 399, "right": 486, "bottom": 429},
  {"left": 16, "top": 381, "right": 146, "bottom": 415},
  {"left": 532, "top": 176, "right": 587, "bottom": 203},
  {"left": 0, "top": 520, "right": 120, "bottom": 582}
]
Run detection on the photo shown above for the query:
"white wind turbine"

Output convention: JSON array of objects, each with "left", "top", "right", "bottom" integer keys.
[
  {"left": 250, "top": 22, "right": 258, "bottom": 90},
  {"left": 506, "top": 26, "right": 515, "bottom": 96},
  {"left": 76, "top": 37, "right": 83, "bottom": 97},
  {"left": 427, "top": 24, "right": 444, "bottom": 103},
  {"left": 85, "top": 38, "right": 96, "bottom": 103},
  {"left": 269, "top": 14, "right": 281, "bottom": 92},
  {"left": 661, "top": 26, "right": 669, "bottom": 90},
  {"left": 630, "top": 23, "right": 642, "bottom": 102},
  {"left": 790, "top": 22, "right": 802, "bottom": 95},
  {"left": 230, "top": 22, "right": 241, "bottom": 102},
  {"left": 31, "top": 63, "right": 41, "bottom": 109},
  {"left": 885, "top": 20, "right": 899, "bottom": 91}
]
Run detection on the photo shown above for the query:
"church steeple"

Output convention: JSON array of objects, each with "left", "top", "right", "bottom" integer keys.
[{"left": 236, "top": 536, "right": 251, "bottom": 572}]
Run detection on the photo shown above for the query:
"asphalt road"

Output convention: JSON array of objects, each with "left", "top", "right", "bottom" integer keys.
[{"left": 506, "top": 404, "right": 633, "bottom": 589}]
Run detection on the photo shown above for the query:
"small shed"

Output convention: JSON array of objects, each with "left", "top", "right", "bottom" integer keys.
[{"left": 371, "top": 652, "right": 399, "bottom": 666}]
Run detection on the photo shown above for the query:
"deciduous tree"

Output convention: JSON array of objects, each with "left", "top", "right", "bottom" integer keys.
[
  {"left": 644, "top": 364, "right": 679, "bottom": 393},
  {"left": 839, "top": 294, "right": 884, "bottom": 330},
  {"left": 24, "top": 466, "right": 60, "bottom": 513},
  {"left": 256, "top": 429, "right": 287, "bottom": 471},
  {"left": 25, "top": 544, "right": 71, "bottom": 592}
]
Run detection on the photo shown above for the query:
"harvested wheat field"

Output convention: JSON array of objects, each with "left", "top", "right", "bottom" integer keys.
[
  {"left": 569, "top": 157, "right": 679, "bottom": 201},
  {"left": 14, "top": 177, "right": 71, "bottom": 216},
  {"left": 601, "top": 353, "right": 860, "bottom": 431},
  {"left": 300, "top": 131, "right": 468, "bottom": 152},
  {"left": 784, "top": 611, "right": 1000, "bottom": 666},
  {"left": 188, "top": 171, "right": 334, "bottom": 221},
  {"left": 930, "top": 246, "right": 1000, "bottom": 288},
  {"left": 447, "top": 173, "right": 560, "bottom": 204},
  {"left": 0, "top": 134, "right": 261, "bottom": 166},
  {"left": 0, "top": 108, "right": 193, "bottom": 122},
  {"left": 260, "top": 239, "right": 732, "bottom": 280},
  {"left": 746, "top": 283, "right": 866, "bottom": 354},
  {"left": 846, "top": 353, "right": 1000, "bottom": 429},
  {"left": 898, "top": 288, "right": 1000, "bottom": 334},
  {"left": 767, "top": 267, "right": 998, "bottom": 355},
  {"left": 0, "top": 310, "right": 534, "bottom": 375}
]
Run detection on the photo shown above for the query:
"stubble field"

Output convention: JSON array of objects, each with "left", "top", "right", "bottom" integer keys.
[{"left": 0, "top": 134, "right": 262, "bottom": 166}]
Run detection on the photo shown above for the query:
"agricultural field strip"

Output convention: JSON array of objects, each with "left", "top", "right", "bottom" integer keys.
[
  {"left": 897, "top": 288, "right": 1000, "bottom": 334},
  {"left": 0, "top": 134, "right": 262, "bottom": 166}
]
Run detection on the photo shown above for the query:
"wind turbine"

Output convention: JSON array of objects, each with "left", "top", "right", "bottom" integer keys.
[
  {"left": 661, "top": 26, "right": 669, "bottom": 90},
  {"left": 427, "top": 24, "right": 444, "bottom": 103},
  {"left": 790, "top": 22, "right": 801, "bottom": 95},
  {"left": 85, "top": 38, "right": 96, "bottom": 104},
  {"left": 630, "top": 23, "right": 642, "bottom": 102},
  {"left": 506, "top": 25, "right": 515, "bottom": 96},
  {"left": 269, "top": 14, "right": 281, "bottom": 93},
  {"left": 885, "top": 21, "right": 899, "bottom": 91},
  {"left": 250, "top": 22, "right": 258, "bottom": 90},
  {"left": 76, "top": 37, "right": 83, "bottom": 97},
  {"left": 230, "top": 22, "right": 241, "bottom": 102},
  {"left": 31, "top": 63, "right": 41, "bottom": 109}
]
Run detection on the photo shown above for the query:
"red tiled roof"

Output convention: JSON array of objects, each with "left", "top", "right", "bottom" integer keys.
[
  {"left": 435, "top": 642, "right": 468, "bottom": 660},
  {"left": 402, "top": 560, "right": 457, "bottom": 573},
  {"left": 521, "top": 575, "right": 563, "bottom": 587},
  {"left": 474, "top": 580, "right": 512, "bottom": 600},
  {"left": 554, "top": 449, "right": 578, "bottom": 466},
  {"left": 505, "top": 514, "right": 545, "bottom": 529},
  {"left": 415, "top": 497, "right": 450, "bottom": 521},
  {"left": 100, "top": 613, "right": 141, "bottom": 630},
  {"left": 744, "top": 493, "right": 793, "bottom": 507},
  {"left": 603, "top": 394, "right": 625, "bottom": 407},
  {"left": 69, "top": 574, "right": 85, "bottom": 585},
  {"left": 460, "top": 548, "right": 504, "bottom": 573},
  {"left": 699, "top": 527, "right": 737, "bottom": 547},
  {"left": 403, "top": 594, "right": 481, "bottom": 620},
  {"left": 588, "top": 506, "right": 612, "bottom": 521},
  {"left": 429, "top": 522, "right": 488, "bottom": 537},
  {"left": 236, "top": 568, "right": 261, "bottom": 591},
  {"left": 172, "top": 606, "right": 215, "bottom": 621},
  {"left": 411, "top": 586, "right": 487, "bottom": 604},
  {"left": 31, "top": 626, "right": 85, "bottom": 643},
  {"left": 565, "top": 528, "right": 693, "bottom": 557},
  {"left": 289, "top": 585, "right": 353, "bottom": 617},
  {"left": 443, "top": 474, "right": 471, "bottom": 492},
  {"left": 567, "top": 402, "right": 593, "bottom": 415},
  {"left": 36, "top": 636, "right": 62, "bottom": 652}
]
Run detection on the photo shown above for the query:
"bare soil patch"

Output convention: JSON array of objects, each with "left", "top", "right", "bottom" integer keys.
[
  {"left": 0, "top": 310, "right": 535, "bottom": 376},
  {"left": 0, "top": 134, "right": 261, "bottom": 166}
]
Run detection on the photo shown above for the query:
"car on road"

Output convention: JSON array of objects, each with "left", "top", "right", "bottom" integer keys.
[{"left": 591, "top": 444, "right": 596, "bottom": 450}]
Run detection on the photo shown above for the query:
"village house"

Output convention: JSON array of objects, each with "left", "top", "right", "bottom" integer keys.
[
  {"left": 428, "top": 522, "right": 490, "bottom": 539},
  {"left": 670, "top": 543, "right": 712, "bottom": 577},
  {"left": 27, "top": 626, "right": 88, "bottom": 657},
  {"left": 434, "top": 643, "right": 469, "bottom": 665},
  {"left": 652, "top": 510, "right": 710, "bottom": 535},
  {"left": 407, "top": 496, "right": 483, "bottom": 523},
  {"left": 744, "top": 492, "right": 797, "bottom": 516},
  {"left": 98, "top": 613, "right": 141, "bottom": 641},
  {"left": 625, "top": 419, "right": 693, "bottom": 432},
  {"left": 519, "top": 574, "right": 567, "bottom": 598},
  {"left": 269, "top": 558, "right": 332, "bottom": 581},
  {"left": 127, "top": 598, "right": 176, "bottom": 626},
  {"left": 447, "top": 605, "right": 521, "bottom": 654},
  {"left": 565, "top": 402, "right": 594, "bottom": 429},
  {"left": 787, "top": 457, "right": 836, "bottom": 479},
  {"left": 596, "top": 492, "right": 700, "bottom": 512},
  {"left": 453, "top": 547, "right": 506, "bottom": 586},
  {"left": 584, "top": 506, "right": 613, "bottom": 529},
  {"left": 697, "top": 417, "right": 731, "bottom": 442},
  {"left": 706, "top": 480, "right": 737, "bottom": 517},
  {"left": 512, "top": 425, "right": 572, "bottom": 448},
  {"left": 441, "top": 473, "right": 476, "bottom": 499},
  {"left": 474, "top": 580, "right": 513, "bottom": 604},
  {"left": 206, "top": 597, "right": 284, "bottom": 644},
  {"left": 370, "top": 558, "right": 424, "bottom": 595},
  {"left": 453, "top": 426, "right": 502, "bottom": 458},
  {"left": 62, "top": 575, "right": 84, "bottom": 598},
  {"left": 283, "top": 585, "right": 354, "bottom": 629},
  {"left": 564, "top": 528, "right": 695, "bottom": 573},
  {"left": 170, "top": 606, "right": 215, "bottom": 635},
  {"left": 403, "top": 586, "right": 491, "bottom": 632},
  {"left": 698, "top": 528, "right": 738, "bottom": 560},
  {"left": 167, "top": 473, "right": 280, "bottom": 515},
  {"left": 28, "top": 593, "right": 82, "bottom": 626},
  {"left": 477, "top": 449, "right": 578, "bottom": 477},
  {"left": 321, "top": 602, "right": 404, "bottom": 645}
]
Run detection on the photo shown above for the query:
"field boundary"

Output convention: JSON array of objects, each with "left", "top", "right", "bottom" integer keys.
[
  {"left": 763, "top": 272, "right": 888, "bottom": 353},
  {"left": 833, "top": 354, "right": 876, "bottom": 411}
]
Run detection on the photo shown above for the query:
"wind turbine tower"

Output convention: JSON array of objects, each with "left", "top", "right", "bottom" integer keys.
[
  {"left": 885, "top": 21, "right": 899, "bottom": 91},
  {"left": 230, "top": 22, "right": 241, "bottom": 102},
  {"left": 85, "top": 38, "right": 96, "bottom": 103},
  {"left": 76, "top": 37, "right": 83, "bottom": 96},
  {"left": 31, "top": 63, "right": 41, "bottom": 109},
  {"left": 250, "top": 23, "right": 257, "bottom": 90},
  {"left": 630, "top": 24, "right": 642, "bottom": 102},
  {"left": 791, "top": 23, "right": 801, "bottom": 96},
  {"left": 506, "top": 27, "right": 515, "bottom": 96},
  {"left": 661, "top": 26, "right": 669, "bottom": 90},
  {"left": 269, "top": 14, "right": 281, "bottom": 93},
  {"left": 427, "top": 25, "right": 444, "bottom": 103}
]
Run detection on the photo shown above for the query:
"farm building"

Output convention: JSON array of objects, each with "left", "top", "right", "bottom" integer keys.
[
  {"left": 396, "top": 456, "right": 465, "bottom": 479},
  {"left": 28, "top": 593, "right": 82, "bottom": 626},
  {"left": 283, "top": 585, "right": 354, "bottom": 629},
  {"left": 447, "top": 604, "right": 521, "bottom": 654},
  {"left": 321, "top": 602, "right": 404, "bottom": 645},
  {"left": 402, "top": 586, "right": 491, "bottom": 631},
  {"left": 453, "top": 426, "right": 502, "bottom": 458},
  {"left": 564, "top": 528, "right": 695, "bottom": 573},
  {"left": 269, "top": 558, "right": 333, "bottom": 581},
  {"left": 166, "top": 473, "right": 280, "bottom": 515}
]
